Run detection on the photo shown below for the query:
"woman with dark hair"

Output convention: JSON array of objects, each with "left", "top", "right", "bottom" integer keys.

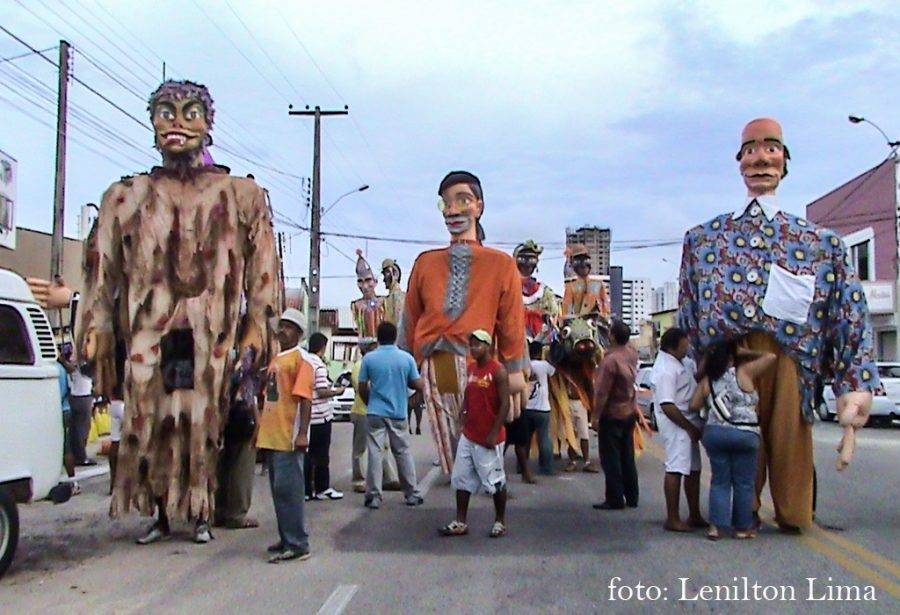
[{"left": 690, "top": 340, "right": 775, "bottom": 540}]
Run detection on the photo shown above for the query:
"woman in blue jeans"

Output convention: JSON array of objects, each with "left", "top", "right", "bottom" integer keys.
[{"left": 690, "top": 341, "right": 775, "bottom": 540}]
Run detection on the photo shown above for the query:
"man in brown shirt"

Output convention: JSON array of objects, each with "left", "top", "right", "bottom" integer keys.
[{"left": 591, "top": 320, "right": 639, "bottom": 510}]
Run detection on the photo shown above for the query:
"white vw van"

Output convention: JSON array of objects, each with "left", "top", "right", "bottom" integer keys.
[{"left": 0, "top": 268, "right": 72, "bottom": 578}]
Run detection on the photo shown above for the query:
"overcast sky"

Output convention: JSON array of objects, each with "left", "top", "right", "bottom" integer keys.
[{"left": 2, "top": 0, "right": 899, "bottom": 308}]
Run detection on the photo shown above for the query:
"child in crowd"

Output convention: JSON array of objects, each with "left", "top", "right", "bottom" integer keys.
[{"left": 440, "top": 330, "right": 510, "bottom": 538}]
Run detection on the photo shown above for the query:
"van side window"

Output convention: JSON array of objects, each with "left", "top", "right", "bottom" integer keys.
[{"left": 0, "top": 305, "right": 35, "bottom": 365}]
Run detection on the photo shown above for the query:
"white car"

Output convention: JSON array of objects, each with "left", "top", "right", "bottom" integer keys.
[
  {"left": 635, "top": 367, "right": 656, "bottom": 430},
  {"left": 818, "top": 363, "right": 900, "bottom": 427},
  {"left": 0, "top": 269, "right": 73, "bottom": 578},
  {"left": 329, "top": 370, "right": 354, "bottom": 422}
]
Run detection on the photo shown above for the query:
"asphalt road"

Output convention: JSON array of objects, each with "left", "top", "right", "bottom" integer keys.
[{"left": 3, "top": 419, "right": 899, "bottom": 614}]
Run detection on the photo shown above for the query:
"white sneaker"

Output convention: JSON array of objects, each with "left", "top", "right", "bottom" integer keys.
[
  {"left": 193, "top": 522, "right": 213, "bottom": 544},
  {"left": 319, "top": 488, "right": 344, "bottom": 500}
]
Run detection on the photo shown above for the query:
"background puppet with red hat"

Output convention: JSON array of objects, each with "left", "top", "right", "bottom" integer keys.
[
  {"left": 513, "top": 239, "right": 559, "bottom": 344},
  {"left": 677, "top": 118, "right": 878, "bottom": 532}
]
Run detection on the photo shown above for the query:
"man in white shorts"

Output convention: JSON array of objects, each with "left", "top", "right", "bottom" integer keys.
[
  {"left": 440, "top": 331, "right": 510, "bottom": 538},
  {"left": 651, "top": 327, "right": 707, "bottom": 532}
]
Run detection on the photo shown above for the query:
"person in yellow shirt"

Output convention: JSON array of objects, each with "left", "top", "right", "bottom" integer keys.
[
  {"left": 256, "top": 308, "right": 314, "bottom": 564},
  {"left": 350, "top": 337, "right": 400, "bottom": 493}
]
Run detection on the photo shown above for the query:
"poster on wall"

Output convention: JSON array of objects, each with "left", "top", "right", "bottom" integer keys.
[{"left": 0, "top": 148, "right": 16, "bottom": 250}]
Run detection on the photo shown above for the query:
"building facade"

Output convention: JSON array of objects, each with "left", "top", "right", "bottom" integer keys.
[
  {"left": 621, "top": 277, "right": 651, "bottom": 333},
  {"left": 806, "top": 158, "right": 899, "bottom": 361},
  {"left": 652, "top": 281, "right": 678, "bottom": 314},
  {"left": 565, "top": 225, "right": 611, "bottom": 275}
]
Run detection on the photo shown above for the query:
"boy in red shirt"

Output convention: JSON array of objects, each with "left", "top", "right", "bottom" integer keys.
[{"left": 440, "top": 330, "right": 510, "bottom": 538}]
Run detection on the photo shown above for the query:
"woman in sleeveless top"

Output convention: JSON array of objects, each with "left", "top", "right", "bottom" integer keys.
[{"left": 690, "top": 340, "right": 775, "bottom": 540}]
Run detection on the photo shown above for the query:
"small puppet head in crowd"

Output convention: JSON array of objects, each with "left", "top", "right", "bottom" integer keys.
[
  {"left": 381, "top": 258, "right": 402, "bottom": 289},
  {"left": 356, "top": 250, "right": 377, "bottom": 299},
  {"left": 736, "top": 118, "right": 790, "bottom": 197},
  {"left": 149, "top": 80, "right": 214, "bottom": 165},
  {"left": 568, "top": 243, "right": 591, "bottom": 278},
  {"left": 438, "top": 171, "right": 485, "bottom": 242},
  {"left": 514, "top": 240, "right": 543, "bottom": 278}
]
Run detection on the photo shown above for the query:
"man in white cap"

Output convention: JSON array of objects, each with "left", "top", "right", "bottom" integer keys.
[
  {"left": 256, "top": 308, "right": 314, "bottom": 563},
  {"left": 440, "top": 330, "right": 510, "bottom": 538}
]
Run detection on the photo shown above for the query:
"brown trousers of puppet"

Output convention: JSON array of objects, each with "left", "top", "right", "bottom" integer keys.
[{"left": 743, "top": 331, "right": 814, "bottom": 529}]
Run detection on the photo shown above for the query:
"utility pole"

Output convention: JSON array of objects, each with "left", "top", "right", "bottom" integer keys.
[
  {"left": 50, "top": 40, "right": 70, "bottom": 280},
  {"left": 288, "top": 104, "right": 348, "bottom": 333}
]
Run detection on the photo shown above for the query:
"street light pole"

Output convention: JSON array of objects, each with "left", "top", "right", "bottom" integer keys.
[
  {"left": 322, "top": 184, "right": 369, "bottom": 218},
  {"left": 848, "top": 115, "right": 900, "bottom": 156},
  {"left": 288, "top": 104, "right": 349, "bottom": 333}
]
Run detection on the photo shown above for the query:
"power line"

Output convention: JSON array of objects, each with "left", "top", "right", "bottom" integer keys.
[
  {"left": 188, "top": 0, "right": 295, "bottom": 104},
  {"left": 0, "top": 25, "right": 155, "bottom": 132},
  {"left": 223, "top": 0, "right": 307, "bottom": 101},
  {"left": 1, "top": 45, "right": 56, "bottom": 63},
  {"left": 0, "top": 61, "right": 155, "bottom": 163},
  {"left": 0, "top": 92, "right": 148, "bottom": 170},
  {"left": 41, "top": 0, "right": 160, "bottom": 85}
]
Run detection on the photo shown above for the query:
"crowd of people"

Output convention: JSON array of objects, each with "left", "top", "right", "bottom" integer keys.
[{"left": 68, "top": 77, "right": 878, "bottom": 566}]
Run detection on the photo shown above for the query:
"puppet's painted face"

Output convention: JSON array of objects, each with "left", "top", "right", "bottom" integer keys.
[
  {"left": 438, "top": 183, "right": 482, "bottom": 238},
  {"left": 560, "top": 317, "right": 597, "bottom": 360},
  {"left": 572, "top": 255, "right": 591, "bottom": 277},
  {"left": 516, "top": 252, "right": 539, "bottom": 277},
  {"left": 152, "top": 97, "right": 209, "bottom": 156},
  {"left": 357, "top": 274, "right": 377, "bottom": 298},
  {"left": 382, "top": 268, "right": 394, "bottom": 288},
  {"left": 739, "top": 139, "right": 784, "bottom": 196}
]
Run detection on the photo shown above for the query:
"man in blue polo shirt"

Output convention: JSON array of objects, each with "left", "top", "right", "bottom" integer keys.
[{"left": 359, "top": 321, "right": 425, "bottom": 509}]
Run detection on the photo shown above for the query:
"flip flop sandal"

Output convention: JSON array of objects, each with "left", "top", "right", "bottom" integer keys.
[
  {"left": 734, "top": 530, "right": 757, "bottom": 540},
  {"left": 439, "top": 521, "right": 469, "bottom": 536},
  {"left": 564, "top": 461, "right": 578, "bottom": 472},
  {"left": 582, "top": 463, "right": 600, "bottom": 473},
  {"left": 489, "top": 522, "right": 507, "bottom": 538}
]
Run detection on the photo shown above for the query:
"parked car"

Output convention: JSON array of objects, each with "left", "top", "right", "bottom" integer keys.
[
  {"left": 818, "top": 363, "right": 900, "bottom": 427},
  {"left": 635, "top": 366, "right": 656, "bottom": 430},
  {"left": 0, "top": 269, "right": 73, "bottom": 578},
  {"left": 329, "top": 370, "right": 354, "bottom": 422}
]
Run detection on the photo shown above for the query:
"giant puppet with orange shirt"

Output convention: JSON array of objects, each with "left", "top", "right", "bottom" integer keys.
[
  {"left": 399, "top": 171, "right": 528, "bottom": 474},
  {"left": 677, "top": 118, "right": 878, "bottom": 532}
]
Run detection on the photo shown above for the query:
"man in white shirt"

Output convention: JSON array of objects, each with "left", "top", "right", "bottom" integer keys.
[
  {"left": 304, "top": 333, "right": 346, "bottom": 501},
  {"left": 514, "top": 341, "right": 556, "bottom": 482},
  {"left": 59, "top": 354, "right": 96, "bottom": 466},
  {"left": 651, "top": 327, "right": 707, "bottom": 532}
]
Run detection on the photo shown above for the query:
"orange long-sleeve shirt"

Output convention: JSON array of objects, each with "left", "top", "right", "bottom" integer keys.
[{"left": 400, "top": 243, "right": 527, "bottom": 371}]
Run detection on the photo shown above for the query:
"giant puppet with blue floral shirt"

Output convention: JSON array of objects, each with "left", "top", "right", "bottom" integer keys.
[
  {"left": 76, "top": 80, "right": 280, "bottom": 545},
  {"left": 677, "top": 118, "right": 878, "bottom": 531}
]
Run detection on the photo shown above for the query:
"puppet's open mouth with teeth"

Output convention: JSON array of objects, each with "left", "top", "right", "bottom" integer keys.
[{"left": 162, "top": 131, "right": 198, "bottom": 147}]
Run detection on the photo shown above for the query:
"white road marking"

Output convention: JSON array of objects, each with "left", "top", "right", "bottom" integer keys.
[
  {"left": 418, "top": 466, "right": 442, "bottom": 497},
  {"left": 316, "top": 584, "right": 359, "bottom": 615}
]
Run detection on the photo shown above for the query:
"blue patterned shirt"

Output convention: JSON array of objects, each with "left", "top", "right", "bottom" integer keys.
[{"left": 678, "top": 197, "right": 880, "bottom": 421}]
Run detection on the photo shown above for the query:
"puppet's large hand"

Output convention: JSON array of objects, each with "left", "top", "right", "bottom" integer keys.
[
  {"left": 88, "top": 330, "right": 117, "bottom": 400},
  {"left": 835, "top": 391, "right": 873, "bottom": 471},
  {"left": 508, "top": 370, "right": 527, "bottom": 422},
  {"left": 26, "top": 276, "right": 73, "bottom": 309}
]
